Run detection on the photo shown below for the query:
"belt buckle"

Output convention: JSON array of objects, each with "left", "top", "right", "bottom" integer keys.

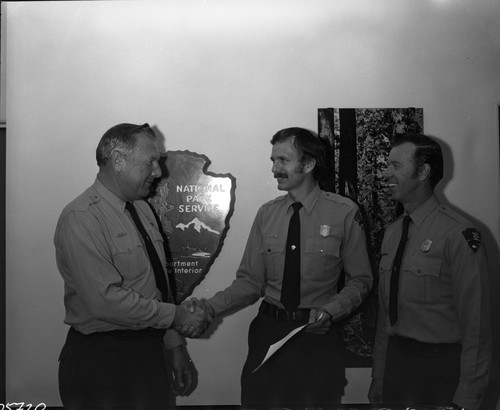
[{"left": 290, "top": 311, "right": 297, "bottom": 320}]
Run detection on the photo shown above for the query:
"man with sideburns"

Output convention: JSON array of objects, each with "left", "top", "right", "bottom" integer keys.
[
  {"left": 191, "top": 127, "right": 373, "bottom": 409},
  {"left": 369, "top": 134, "right": 491, "bottom": 410}
]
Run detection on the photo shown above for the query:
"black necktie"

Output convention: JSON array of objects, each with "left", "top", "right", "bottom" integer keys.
[
  {"left": 281, "top": 202, "right": 303, "bottom": 311},
  {"left": 125, "top": 202, "right": 171, "bottom": 303},
  {"left": 389, "top": 214, "right": 411, "bottom": 326}
]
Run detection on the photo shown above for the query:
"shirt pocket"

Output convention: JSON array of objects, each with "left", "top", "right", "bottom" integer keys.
[
  {"left": 304, "top": 235, "right": 342, "bottom": 278},
  {"left": 402, "top": 256, "right": 442, "bottom": 304},
  {"left": 261, "top": 237, "right": 286, "bottom": 280},
  {"left": 110, "top": 233, "right": 149, "bottom": 281}
]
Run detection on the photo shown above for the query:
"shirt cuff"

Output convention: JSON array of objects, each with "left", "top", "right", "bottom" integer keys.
[
  {"left": 163, "top": 328, "right": 185, "bottom": 350},
  {"left": 323, "top": 298, "right": 348, "bottom": 322},
  {"left": 154, "top": 300, "right": 176, "bottom": 328}
]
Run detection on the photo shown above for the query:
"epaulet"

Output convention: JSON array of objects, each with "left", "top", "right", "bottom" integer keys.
[
  {"left": 438, "top": 205, "right": 482, "bottom": 252},
  {"left": 262, "top": 194, "right": 288, "bottom": 208},
  {"left": 64, "top": 187, "right": 101, "bottom": 213},
  {"left": 437, "top": 204, "right": 471, "bottom": 226},
  {"left": 321, "top": 191, "right": 355, "bottom": 206},
  {"left": 320, "top": 192, "right": 364, "bottom": 228}
]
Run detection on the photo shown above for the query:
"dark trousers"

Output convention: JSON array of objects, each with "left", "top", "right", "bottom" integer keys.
[
  {"left": 383, "top": 335, "right": 461, "bottom": 407},
  {"left": 241, "top": 311, "right": 346, "bottom": 409},
  {"left": 59, "top": 327, "right": 172, "bottom": 410}
]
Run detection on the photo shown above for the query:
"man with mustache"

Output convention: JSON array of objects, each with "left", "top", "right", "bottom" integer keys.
[
  {"left": 54, "top": 123, "right": 212, "bottom": 408},
  {"left": 368, "top": 134, "right": 491, "bottom": 410},
  {"left": 192, "top": 127, "right": 372, "bottom": 408}
]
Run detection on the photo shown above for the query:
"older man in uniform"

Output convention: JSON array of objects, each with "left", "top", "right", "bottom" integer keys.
[
  {"left": 369, "top": 134, "right": 491, "bottom": 410},
  {"left": 192, "top": 127, "right": 373, "bottom": 409},
  {"left": 55, "top": 123, "right": 211, "bottom": 408}
]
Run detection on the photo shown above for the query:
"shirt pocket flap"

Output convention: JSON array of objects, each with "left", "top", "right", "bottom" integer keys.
[
  {"left": 262, "top": 237, "right": 285, "bottom": 254},
  {"left": 305, "top": 236, "right": 341, "bottom": 257},
  {"left": 406, "top": 257, "right": 442, "bottom": 278},
  {"left": 111, "top": 233, "right": 141, "bottom": 256}
]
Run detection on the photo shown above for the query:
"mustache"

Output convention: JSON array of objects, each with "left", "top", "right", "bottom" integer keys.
[{"left": 274, "top": 172, "right": 288, "bottom": 179}]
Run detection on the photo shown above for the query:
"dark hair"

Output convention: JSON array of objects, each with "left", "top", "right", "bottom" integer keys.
[
  {"left": 96, "top": 123, "right": 156, "bottom": 166},
  {"left": 392, "top": 133, "right": 443, "bottom": 189},
  {"left": 270, "top": 127, "right": 327, "bottom": 181}
]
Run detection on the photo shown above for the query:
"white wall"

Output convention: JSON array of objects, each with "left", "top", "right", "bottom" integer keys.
[
  {"left": 1, "top": 1, "right": 6, "bottom": 123},
  {"left": 5, "top": 0, "right": 500, "bottom": 406}
]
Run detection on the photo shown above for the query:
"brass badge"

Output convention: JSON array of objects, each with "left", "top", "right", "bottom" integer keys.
[
  {"left": 420, "top": 239, "right": 432, "bottom": 252},
  {"left": 319, "top": 225, "right": 331, "bottom": 237}
]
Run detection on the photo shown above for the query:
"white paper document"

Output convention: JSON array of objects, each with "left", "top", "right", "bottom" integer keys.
[{"left": 252, "top": 323, "right": 309, "bottom": 373}]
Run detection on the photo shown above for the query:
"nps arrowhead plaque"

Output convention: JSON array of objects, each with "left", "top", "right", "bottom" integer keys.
[{"left": 148, "top": 150, "right": 236, "bottom": 302}]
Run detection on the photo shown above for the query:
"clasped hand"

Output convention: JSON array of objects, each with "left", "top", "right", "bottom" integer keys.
[{"left": 172, "top": 298, "right": 215, "bottom": 338}]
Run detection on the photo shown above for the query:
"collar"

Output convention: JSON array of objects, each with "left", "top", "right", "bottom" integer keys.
[
  {"left": 285, "top": 184, "right": 321, "bottom": 214},
  {"left": 93, "top": 177, "right": 128, "bottom": 214},
  {"left": 407, "top": 194, "right": 440, "bottom": 229}
]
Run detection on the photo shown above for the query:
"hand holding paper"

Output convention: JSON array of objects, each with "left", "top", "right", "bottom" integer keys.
[
  {"left": 252, "top": 308, "right": 333, "bottom": 373},
  {"left": 304, "top": 308, "right": 332, "bottom": 334},
  {"left": 252, "top": 323, "right": 309, "bottom": 373}
]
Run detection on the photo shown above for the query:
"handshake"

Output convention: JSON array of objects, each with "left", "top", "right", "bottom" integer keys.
[{"left": 172, "top": 298, "right": 215, "bottom": 338}]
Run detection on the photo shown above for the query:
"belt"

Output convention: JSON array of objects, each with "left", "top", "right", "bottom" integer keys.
[
  {"left": 71, "top": 327, "right": 166, "bottom": 340},
  {"left": 259, "top": 300, "right": 310, "bottom": 321},
  {"left": 390, "top": 335, "right": 461, "bottom": 355}
]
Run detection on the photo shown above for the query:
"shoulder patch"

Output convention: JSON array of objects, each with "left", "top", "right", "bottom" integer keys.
[
  {"left": 462, "top": 228, "right": 481, "bottom": 252},
  {"left": 438, "top": 205, "right": 470, "bottom": 226},
  {"left": 66, "top": 191, "right": 100, "bottom": 213}
]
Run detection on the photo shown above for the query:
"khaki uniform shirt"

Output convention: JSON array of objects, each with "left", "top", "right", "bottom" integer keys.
[
  {"left": 209, "top": 184, "right": 373, "bottom": 321},
  {"left": 54, "top": 178, "right": 183, "bottom": 349},
  {"left": 372, "top": 195, "right": 491, "bottom": 410}
]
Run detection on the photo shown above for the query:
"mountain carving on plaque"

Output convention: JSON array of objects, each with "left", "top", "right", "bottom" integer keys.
[{"left": 148, "top": 150, "right": 236, "bottom": 302}]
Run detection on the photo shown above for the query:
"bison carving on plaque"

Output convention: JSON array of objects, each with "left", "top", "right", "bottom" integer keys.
[{"left": 148, "top": 150, "right": 236, "bottom": 303}]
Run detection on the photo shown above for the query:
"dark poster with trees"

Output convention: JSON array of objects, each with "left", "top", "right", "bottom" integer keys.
[{"left": 317, "top": 107, "right": 423, "bottom": 367}]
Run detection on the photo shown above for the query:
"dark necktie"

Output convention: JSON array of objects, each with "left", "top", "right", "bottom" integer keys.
[
  {"left": 125, "top": 202, "right": 171, "bottom": 303},
  {"left": 389, "top": 214, "right": 411, "bottom": 326},
  {"left": 281, "top": 202, "right": 303, "bottom": 311}
]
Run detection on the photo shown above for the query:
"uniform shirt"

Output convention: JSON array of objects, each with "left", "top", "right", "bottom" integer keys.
[
  {"left": 372, "top": 195, "right": 491, "bottom": 409},
  {"left": 208, "top": 184, "right": 373, "bottom": 321},
  {"left": 54, "top": 177, "right": 183, "bottom": 349}
]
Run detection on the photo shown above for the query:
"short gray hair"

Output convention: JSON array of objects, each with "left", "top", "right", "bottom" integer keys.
[{"left": 96, "top": 123, "right": 156, "bottom": 167}]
